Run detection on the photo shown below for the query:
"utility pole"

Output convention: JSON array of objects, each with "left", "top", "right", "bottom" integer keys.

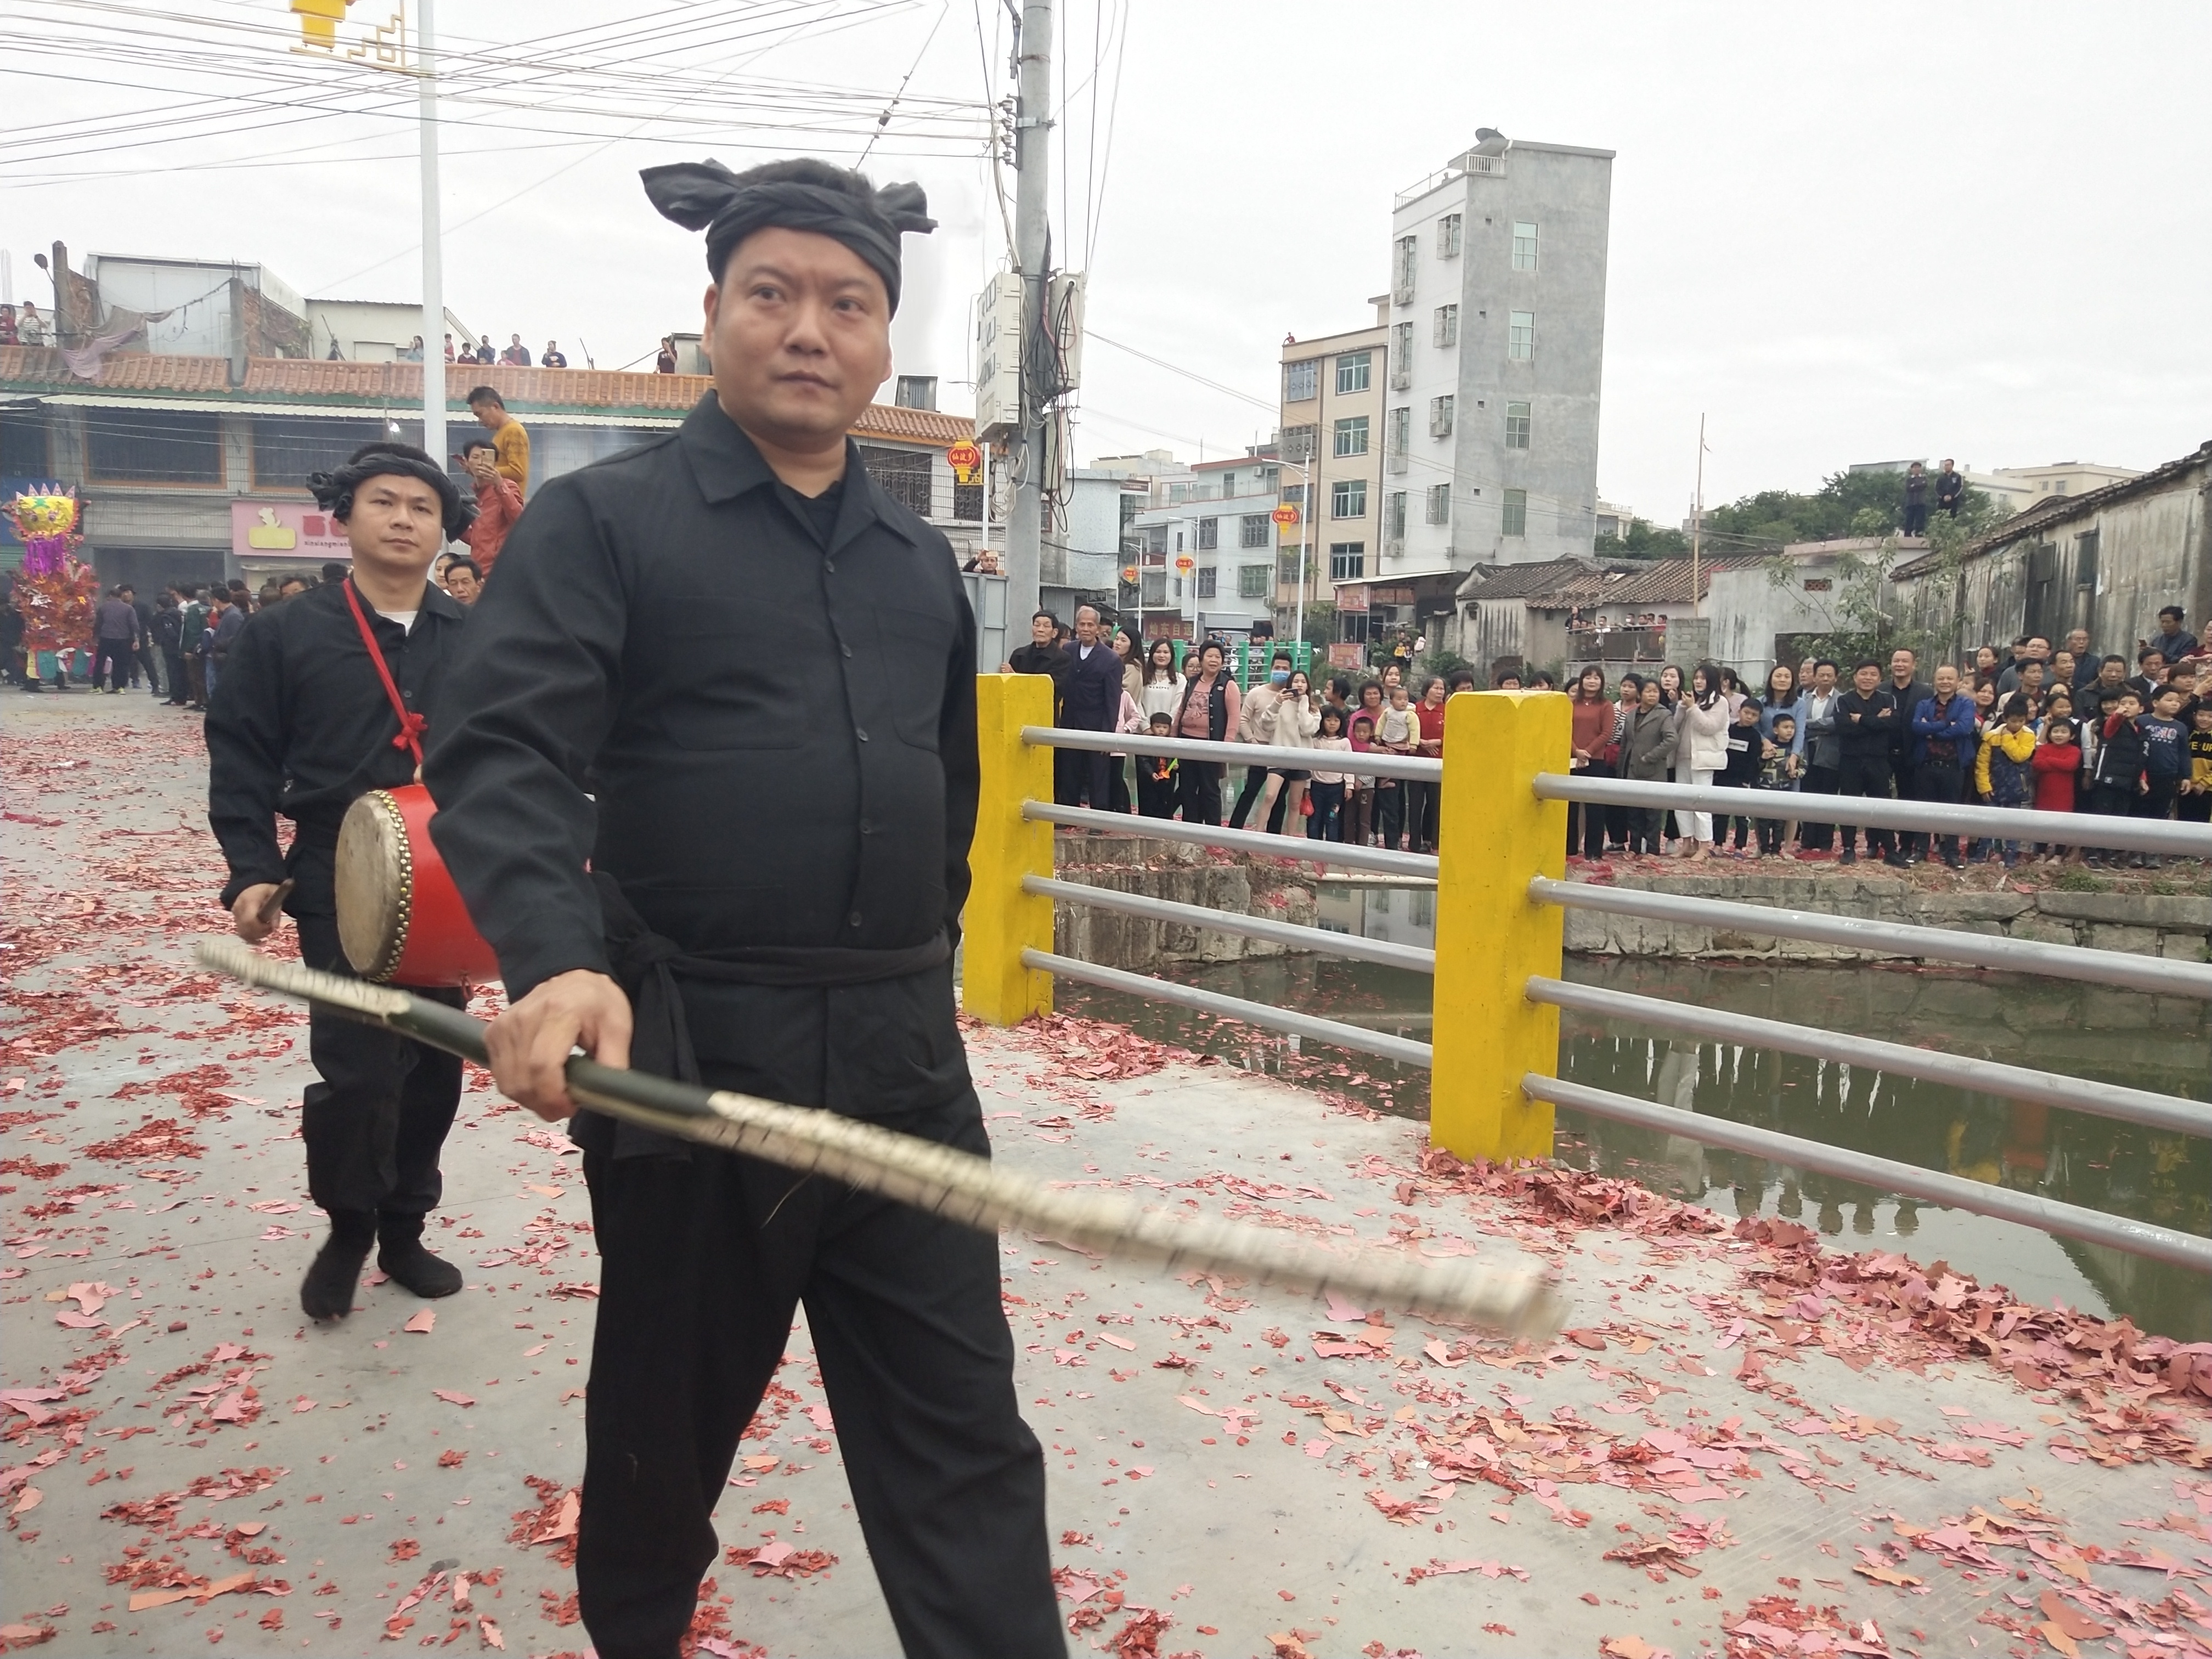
[
  {"left": 416, "top": 0, "right": 445, "bottom": 471},
  {"left": 1003, "top": 0, "right": 1053, "bottom": 626}
]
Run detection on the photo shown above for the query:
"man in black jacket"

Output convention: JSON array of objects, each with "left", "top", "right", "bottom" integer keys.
[
  {"left": 1832, "top": 658, "right": 1899, "bottom": 865},
  {"left": 422, "top": 158, "right": 1058, "bottom": 1659},
  {"left": 1884, "top": 647, "right": 1932, "bottom": 861},
  {"left": 153, "top": 591, "right": 187, "bottom": 704},
  {"left": 206, "top": 442, "right": 474, "bottom": 1321},
  {"left": 1057, "top": 602, "right": 1124, "bottom": 808}
]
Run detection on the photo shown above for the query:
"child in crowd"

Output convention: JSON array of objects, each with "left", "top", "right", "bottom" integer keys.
[
  {"left": 2180, "top": 703, "right": 2212, "bottom": 827},
  {"left": 1974, "top": 693, "right": 2037, "bottom": 868},
  {"left": 2136, "top": 686, "right": 2190, "bottom": 862},
  {"left": 1135, "top": 711, "right": 1179, "bottom": 819},
  {"left": 2085, "top": 690, "right": 2146, "bottom": 867},
  {"left": 1307, "top": 706, "right": 1351, "bottom": 842},
  {"left": 1714, "top": 696, "right": 1765, "bottom": 854},
  {"left": 2030, "top": 715, "right": 2081, "bottom": 863},
  {"left": 1347, "top": 712, "right": 1387, "bottom": 847},
  {"left": 1756, "top": 710, "right": 1803, "bottom": 857},
  {"left": 1374, "top": 683, "right": 1419, "bottom": 849}
]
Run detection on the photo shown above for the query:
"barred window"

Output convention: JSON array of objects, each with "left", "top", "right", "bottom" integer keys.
[
  {"left": 1196, "top": 566, "right": 1217, "bottom": 599},
  {"left": 1284, "top": 360, "right": 1318, "bottom": 402},
  {"left": 858, "top": 444, "right": 933, "bottom": 516},
  {"left": 1239, "top": 514, "right": 1269, "bottom": 549},
  {"left": 1426, "top": 483, "right": 1451, "bottom": 524},
  {"left": 87, "top": 409, "right": 223, "bottom": 485},
  {"left": 0, "top": 411, "right": 50, "bottom": 477},
  {"left": 953, "top": 482, "right": 984, "bottom": 521},
  {"left": 252, "top": 417, "right": 387, "bottom": 489},
  {"left": 1237, "top": 564, "right": 1269, "bottom": 599},
  {"left": 1197, "top": 516, "right": 1219, "bottom": 551}
]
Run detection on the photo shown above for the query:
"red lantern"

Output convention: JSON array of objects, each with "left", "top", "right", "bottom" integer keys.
[
  {"left": 1175, "top": 555, "right": 1195, "bottom": 574},
  {"left": 1121, "top": 565, "right": 1139, "bottom": 584}
]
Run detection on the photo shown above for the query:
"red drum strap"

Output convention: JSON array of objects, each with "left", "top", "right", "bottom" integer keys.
[{"left": 343, "top": 578, "right": 428, "bottom": 767}]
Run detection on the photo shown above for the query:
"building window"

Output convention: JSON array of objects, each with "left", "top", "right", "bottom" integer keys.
[
  {"left": 1438, "top": 212, "right": 1463, "bottom": 257},
  {"left": 86, "top": 409, "right": 223, "bottom": 486},
  {"left": 1331, "top": 478, "right": 1368, "bottom": 519},
  {"left": 1145, "top": 524, "right": 1169, "bottom": 554},
  {"left": 1237, "top": 564, "right": 1270, "bottom": 599},
  {"left": 1281, "top": 424, "right": 1317, "bottom": 462},
  {"left": 1429, "top": 395, "right": 1455, "bottom": 438},
  {"left": 1386, "top": 405, "right": 1410, "bottom": 472},
  {"left": 1280, "top": 482, "right": 1305, "bottom": 506},
  {"left": 0, "top": 411, "right": 49, "bottom": 476},
  {"left": 1426, "top": 483, "right": 1451, "bottom": 525},
  {"left": 1333, "top": 415, "right": 1369, "bottom": 457},
  {"left": 1284, "top": 359, "right": 1318, "bottom": 402},
  {"left": 1433, "top": 304, "right": 1458, "bottom": 348},
  {"left": 1393, "top": 235, "right": 1417, "bottom": 301},
  {"left": 1329, "top": 542, "right": 1365, "bottom": 582},
  {"left": 1278, "top": 552, "right": 1304, "bottom": 586},
  {"left": 1511, "top": 220, "right": 1538, "bottom": 270},
  {"left": 245, "top": 417, "right": 382, "bottom": 489},
  {"left": 1195, "top": 566, "right": 1217, "bottom": 599},
  {"left": 1508, "top": 310, "right": 1534, "bottom": 360},
  {"left": 1385, "top": 491, "right": 1407, "bottom": 539},
  {"left": 1504, "top": 401, "right": 1530, "bottom": 449},
  {"left": 1335, "top": 351, "right": 1371, "bottom": 394},
  {"left": 859, "top": 444, "right": 933, "bottom": 516},
  {"left": 1197, "top": 516, "right": 1218, "bottom": 551},
  {"left": 1140, "top": 571, "right": 1166, "bottom": 606},
  {"left": 1502, "top": 488, "right": 1527, "bottom": 537},
  {"left": 1389, "top": 321, "right": 1413, "bottom": 388},
  {"left": 953, "top": 481, "right": 984, "bottom": 521},
  {"left": 1239, "top": 514, "right": 1269, "bottom": 548}
]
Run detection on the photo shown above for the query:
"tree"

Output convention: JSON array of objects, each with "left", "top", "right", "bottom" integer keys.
[
  {"left": 1704, "top": 468, "right": 1999, "bottom": 551},
  {"left": 1594, "top": 520, "right": 1689, "bottom": 559}
]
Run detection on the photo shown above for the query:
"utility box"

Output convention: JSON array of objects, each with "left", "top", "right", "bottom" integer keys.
[
  {"left": 1047, "top": 270, "right": 1085, "bottom": 396},
  {"left": 971, "top": 272, "right": 1023, "bottom": 442}
]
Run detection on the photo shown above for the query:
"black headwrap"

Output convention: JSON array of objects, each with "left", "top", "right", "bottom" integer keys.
[
  {"left": 308, "top": 445, "right": 474, "bottom": 540},
  {"left": 640, "top": 157, "right": 936, "bottom": 315}
]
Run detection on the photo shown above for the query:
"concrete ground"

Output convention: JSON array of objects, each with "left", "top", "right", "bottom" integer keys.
[{"left": 4, "top": 692, "right": 2209, "bottom": 1659}]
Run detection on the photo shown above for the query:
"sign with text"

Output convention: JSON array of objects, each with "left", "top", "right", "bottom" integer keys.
[{"left": 230, "top": 500, "right": 353, "bottom": 562}]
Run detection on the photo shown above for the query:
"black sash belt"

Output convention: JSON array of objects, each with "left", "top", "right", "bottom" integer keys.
[{"left": 582, "top": 871, "right": 952, "bottom": 1158}]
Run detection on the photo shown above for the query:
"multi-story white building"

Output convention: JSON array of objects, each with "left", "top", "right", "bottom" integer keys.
[
  {"left": 1384, "top": 133, "right": 1613, "bottom": 599},
  {"left": 1130, "top": 453, "right": 1283, "bottom": 641},
  {"left": 1278, "top": 304, "right": 1389, "bottom": 632}
]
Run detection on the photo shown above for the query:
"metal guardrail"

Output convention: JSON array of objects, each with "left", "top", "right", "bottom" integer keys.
[
  {"left": 1526, "top": 976, "right": 2212, "bottom": 1140},
  {"left": 1023, "top": 949, "right": 1434, "bottom": 1068},
  {"left": 1526, "top": 1074, "right": 2212, "bottom": 1274},
  {"left": 1530, "top": 877, "right": 2212, "bottom": 1000},
  {"left": 1028, "top": 876, "right": 1436, "bottom": 973},
  {"left": 1022, "top": 725, "right": 1444, "bottom": 785},
  {"left": 964, "top": 692, "right": 2212, "bottom": 1276},
  {"left": 1027, "top": 802, "right": 1440, "bottom": 879},
  {"left": 1538, "top": 772, "right": 2212, "bottom": 859}
]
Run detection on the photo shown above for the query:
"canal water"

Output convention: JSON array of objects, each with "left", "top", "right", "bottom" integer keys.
[{"left": 1052, "top": 881, "right": 2212, "bottom": 1340}]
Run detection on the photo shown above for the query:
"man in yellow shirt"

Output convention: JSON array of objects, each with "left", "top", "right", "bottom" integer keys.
[{"left": 465, "top": 385, "right": 530, "bottom": 491}]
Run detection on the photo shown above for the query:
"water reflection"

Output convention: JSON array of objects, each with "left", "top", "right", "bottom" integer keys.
[{"left": 1056, "top": 893, "right": 2211, "bottom": 1339}]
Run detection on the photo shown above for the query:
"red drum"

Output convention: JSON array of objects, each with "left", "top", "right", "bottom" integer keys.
[{"left": 335, "top": 785, "right": 500, "bottom": 986}]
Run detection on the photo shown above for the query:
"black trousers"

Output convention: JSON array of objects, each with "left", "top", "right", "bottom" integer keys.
[
  {"left": 1227, "top": 764, "right": 1268, "bottom": 830},
  {"left": 1374, "top": 780, "right": 1404, "bottom": 847},
  {"left": 1798, "top": 764, "right": 1839, "bottom": 849},
  {"left": 1052, "top": 744, "right": 1111, "bottom": 810},
  {"left": 94, "top": 638, "right": 133, "bottom": 691},
  {"left": 1403, "top": 778, "right": 1440, "bottom": 853},
  {"left": 295, "top": 913, "right": 464, "bottom": 1220},
  {"left": 161, "top": 648, "right": 188, "bottom": 703},
  {"left": 1178, "top": 759, "right": 1224, "bottom": 825},
  {"left": 1910, "top": 762, "right": 1965, "bottom": 859},
  {"left": 1135, "top": 761, "right": 1178, "bottom": 819},
  {"left": 575, "top": 1090, "right": 1059, "bottom": 1659},
  {"left": 1569, "top": 760, "right": 1613, "bottom": 859},
  {"left": 1836, "top": 754, "right": 1894, "bottom": 855}
]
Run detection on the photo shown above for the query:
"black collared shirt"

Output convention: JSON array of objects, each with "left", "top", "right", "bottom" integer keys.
[
  {"left": 423, "top": 394, "right": 979, "bottom": 1118},
  {"left": 206, "top": 579, "right": 467, "bottom": 911}
]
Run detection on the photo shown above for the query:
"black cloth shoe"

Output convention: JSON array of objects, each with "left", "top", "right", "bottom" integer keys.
[
  {"left": 1838, "top": 848, "right": 1858, "bottom": 865},
  {"left": 1882, "top": 851, "right": 1914, "bottom": 868},
  {"left": 377, "top": 1214, "right": 463, "bottom": 1299},
  {"left": 301, "top": 1211, "right": 377, "bottom": 1322}
]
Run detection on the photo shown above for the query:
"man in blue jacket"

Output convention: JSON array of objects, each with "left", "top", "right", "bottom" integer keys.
[
  {"left": 1057, "top": 602, "right": 1126, "bottom": 809},
  {"left": 1908, "top": 663, "right": 1978, "bottom": 869}
]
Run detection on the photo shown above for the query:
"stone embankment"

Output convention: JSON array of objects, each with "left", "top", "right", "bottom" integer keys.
[{"left": 1051, "top": 832, "right": 1318, "bottom": 967}]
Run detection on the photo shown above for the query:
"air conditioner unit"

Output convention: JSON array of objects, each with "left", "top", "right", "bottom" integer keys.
[{"left": 970, "top": 271, "right": 1024, "bottom": 442}]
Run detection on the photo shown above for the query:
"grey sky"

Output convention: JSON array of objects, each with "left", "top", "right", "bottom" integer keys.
[{"left": 6, "top": 0, "right": 2206, "bottom": 521}]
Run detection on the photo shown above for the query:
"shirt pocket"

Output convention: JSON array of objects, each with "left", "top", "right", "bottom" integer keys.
[
  {"left": 869, "top": 597, "right": 960, "bottom": 751},
  {"left": 652, "top": 592, "right": 810, "bottom": 749}
]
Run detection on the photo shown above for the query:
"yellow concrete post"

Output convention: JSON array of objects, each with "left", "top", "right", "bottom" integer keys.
[
  {"left": 962, "top": 673, "right": 1056, "bottom": 1025},
  {"left": 1429, "top": 690, "right": 1571, "bottom": 1161}
]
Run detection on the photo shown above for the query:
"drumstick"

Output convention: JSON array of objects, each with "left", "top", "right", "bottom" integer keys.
[
  {"left": 192, "top": 937, "right": 1564, "bottom": 1337},
  {"left": 256, "top": 880, "right": 296, "bottom": 929}
]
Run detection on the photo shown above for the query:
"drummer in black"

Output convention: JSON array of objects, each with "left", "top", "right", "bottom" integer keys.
[
  {"left": 206, "top": 442, "right": 473, "bottom": 1322},
  {"left": 423, "top": 159, "right": 1060, "bottom": 1659}
]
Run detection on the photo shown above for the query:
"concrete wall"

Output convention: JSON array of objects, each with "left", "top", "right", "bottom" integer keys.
[
  {"left": 1562, "top": 871, "right": 2212, "bottom": 963},
  {"left": 1047, "top": 835, "right": 1320, "bottom": 970},
  {"left": 1706, "top": 550, "right": 1861, "bottom": 682}
]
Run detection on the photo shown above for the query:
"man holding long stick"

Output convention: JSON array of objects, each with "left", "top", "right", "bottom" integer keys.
[{"left": 423, "top": 159, "right": 1059, "bottom": 1659}]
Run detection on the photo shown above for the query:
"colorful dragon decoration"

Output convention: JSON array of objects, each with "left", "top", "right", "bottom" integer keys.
[{"left": 5, "top": 486, "right": 99, "bottom": 676}]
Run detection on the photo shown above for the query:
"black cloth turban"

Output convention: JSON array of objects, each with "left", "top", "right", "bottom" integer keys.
[
  {"left": 640, "top": 159, "right": 936, "bottom": 315},
  {"left": 309, "top": 448, "right": 474, "bottom": 540}
]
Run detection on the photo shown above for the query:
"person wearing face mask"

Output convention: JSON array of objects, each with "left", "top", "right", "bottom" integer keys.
[{"left": 1228, "top": 650, "right": 1296, "bottom": 834}]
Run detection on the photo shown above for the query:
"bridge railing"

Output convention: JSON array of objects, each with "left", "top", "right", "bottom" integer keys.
[{"left": 963, "top": 675, "right": 2212, "bottom": 1273}]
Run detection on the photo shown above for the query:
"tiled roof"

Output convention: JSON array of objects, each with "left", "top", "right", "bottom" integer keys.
[
  {"left": 1456, "top": 557, "right": 1595, "bottom": 600},
  {"left": 1587, "top": 555, "right": 1759, "bottom": 607},
  {"left": 1891, "top": 440, "right": 2212, "bottom": 580},
  {"left": 0, "top": 347, "right": 973, "bottom": 446},
  {"left": 0, "top": 344, "right": 230, "bottom": 392}
]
